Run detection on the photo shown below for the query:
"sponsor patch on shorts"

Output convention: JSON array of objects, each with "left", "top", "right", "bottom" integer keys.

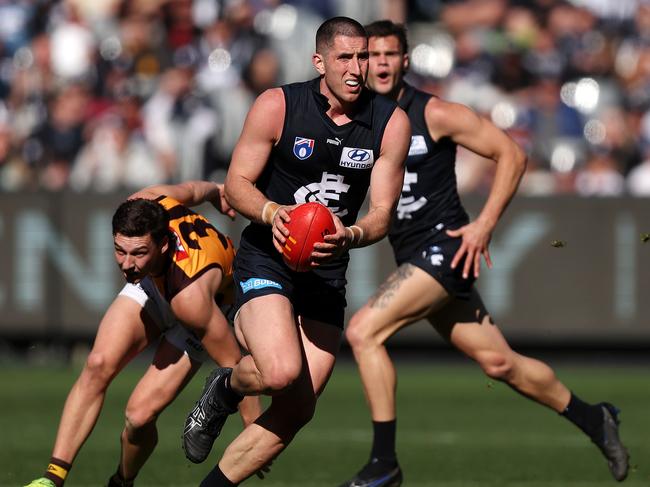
[
  {"left": 339, "top": 147, "right": 374, "bottom": 169},
  {"left": 240, "top": 278, "right": 282, "bottom": 294}
]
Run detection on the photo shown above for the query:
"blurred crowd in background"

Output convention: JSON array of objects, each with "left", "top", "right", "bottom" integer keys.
[{"left": 0, "top": 0, "right": 649, "bottom": 196}]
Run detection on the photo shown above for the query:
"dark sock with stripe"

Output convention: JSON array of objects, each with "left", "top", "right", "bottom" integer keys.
[
  {"left": 44, "top": 457, "right": 72, "bottom": 487},
  {"left": 561, "top": 392, "right": 605, "bottom": 441},
  {"left": 218, "top": 372, "right": 243, "bottom": 411},
  {"left": 370, "top": 420, "right": 397, "bottom": 464},
  {"left": 108, "top": 470, "right": 134, "bottom": 487},
  {"left": 200, "top": 464, "right": 238, "bottom": 487}
]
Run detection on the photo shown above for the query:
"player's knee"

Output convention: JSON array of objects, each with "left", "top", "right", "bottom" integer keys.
[
  {"left": 345, "top": 312, "right": 375, "bottom": 351},
  {"left": 261, "top": 359, "right": 302, "bottom": 392},
  {"left": 124, "top": 406, "right": 158, "bottom": 442},
  {"left": 477, "top": 352, "right": 515, "bottom": 381},
  {"left": 80, "top": 352, "right": 117, "bottom": 390}
]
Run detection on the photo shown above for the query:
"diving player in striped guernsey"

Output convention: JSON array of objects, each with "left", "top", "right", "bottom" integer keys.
[
  {"left": 338, "top": 21, "right": 629, "bottom": 487},
  {"left": 25, "top": 182, "right": 260, "bottom": 487}
]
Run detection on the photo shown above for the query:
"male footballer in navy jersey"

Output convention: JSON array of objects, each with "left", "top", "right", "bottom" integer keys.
[
  {"left": 337, "top": 21, "right": 629, "bottom": 487},
  {"left": 182, "top": 17, "right": 411, "bottom": 486}
]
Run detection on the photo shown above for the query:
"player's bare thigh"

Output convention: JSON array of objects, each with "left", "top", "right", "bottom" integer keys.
[
  {"left": 234, "top": 294, "right": 303, "bottom": 378},
  {"left": 348, "top": 263, "right": 452, "bottom": 345},
  {"left": 126, "top": 337, "right": 201, "bottom": 422},
  {"left": 429, "top": 288, "right": 513, "bottom": 361},
  {"left": 91, "top": 295, "right": 161, "bottom": 370}
]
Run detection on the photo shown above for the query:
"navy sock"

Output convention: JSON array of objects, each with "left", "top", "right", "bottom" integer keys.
[
  {"left": 108, "top": 471, "right": 134, "bottom": 487},
  {"left": 561, "top": 392, "right": 604, "bottom": 440},
  {"left": 200, "top": 464, "right": 238, "bottom": 487},
  {"left": 218, "top": 371, "right": 243, "bottom": 411},
  {"left": 370, "top": 420, "right": 397, "bottom": 463}
]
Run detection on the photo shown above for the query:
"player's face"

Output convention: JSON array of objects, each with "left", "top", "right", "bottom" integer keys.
[
  {"left": 113, "top": 233, "right": 166, "bottom": 283},
  {"left": 315, "top": 34, "right": 369, "bottom": 104},
  {"left": 367, "top": 35, "right": 408, "bottom": 98}
]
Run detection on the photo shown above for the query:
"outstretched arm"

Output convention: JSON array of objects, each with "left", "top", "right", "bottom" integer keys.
[
  {"left": 129, "top": 181, "right": 236, "bottom": 219},
  {"left": 426, "top": 98, "right": 527, "bottom": 278}
]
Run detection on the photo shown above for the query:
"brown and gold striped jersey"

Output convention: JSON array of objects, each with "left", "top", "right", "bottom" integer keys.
[{"left": 152, "top": 195, "right": 235, "bottom": 306}]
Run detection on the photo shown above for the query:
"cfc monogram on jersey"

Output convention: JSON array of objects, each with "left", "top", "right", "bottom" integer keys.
[
  {"left": 293, "top": 172, "right": 351, "bottom": 217},
  {"left": 396, "top": 169, "right": 427, "bottom": 220}
]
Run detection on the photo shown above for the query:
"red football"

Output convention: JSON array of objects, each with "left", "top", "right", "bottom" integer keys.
[{"left": 282, "top": 202, "right": 336, "bottom": 272}]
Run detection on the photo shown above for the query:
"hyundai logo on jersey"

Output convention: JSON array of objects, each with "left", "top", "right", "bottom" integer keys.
[
  {"left": 293, "top": 137, "right": 315, "bottom": 160},
  {"left": 348, "top": 149, "right": 370, "bottom": 162},
  {"left": 339, "top": 147, "right": 374, "bottom": 169}
]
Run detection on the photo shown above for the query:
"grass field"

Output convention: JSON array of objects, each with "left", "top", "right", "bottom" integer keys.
[{"left": 1, "top": 357, "right": 648, "bottom": 486}]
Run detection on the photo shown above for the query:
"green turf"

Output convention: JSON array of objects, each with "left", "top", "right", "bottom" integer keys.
[{"left": 1, "top": 359, "right": 648, "bottom": 486}]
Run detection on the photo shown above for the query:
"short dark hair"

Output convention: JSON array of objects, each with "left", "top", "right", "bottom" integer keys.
[
  {"left": 112, "top": 198, "right": 169, "bottom": 244},
  {"left": 316, "top": 16, "right": 366, "bottom": 53},
  {"left": 365, "top": 20, "right": 408, "bottom": 54}
]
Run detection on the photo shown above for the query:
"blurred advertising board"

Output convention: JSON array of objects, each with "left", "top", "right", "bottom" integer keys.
[{"left": 1, "top": 192, "right": 649, "bottom": 346}]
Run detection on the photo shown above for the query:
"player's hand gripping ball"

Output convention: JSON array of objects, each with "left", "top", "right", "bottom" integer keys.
[{"left": 282, "top": 202, "right": 336, "bottom": 272}]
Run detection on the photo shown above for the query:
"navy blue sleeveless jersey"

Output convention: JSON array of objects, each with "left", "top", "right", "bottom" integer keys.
[
  {"left": 241, "top": 77, "right": 398, "bottom": 276},
  {"left": 388, "top": 83, "right": 469, "bottom": 262}
]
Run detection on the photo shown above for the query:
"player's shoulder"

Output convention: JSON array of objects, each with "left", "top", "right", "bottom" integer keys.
[
  {"left": 407, "top": 83, "right": 436, "bottom": 103},
  {"left": 424, "top": 96, "right": 475, "bottom": 134},
  {"left": 380, "top": 104, "right": 411, "bottom": 153},
  {"left": 247, "top": 87, "right": 286, "bottom": 137},
  {"left": 254, "top": 87, "right": 285, "bottom": 110},
  {"left": 156, "top": 194, "right": 181, "bottom": 210}
]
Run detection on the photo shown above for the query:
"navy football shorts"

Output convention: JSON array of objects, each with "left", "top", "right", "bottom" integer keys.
[
  {"left": 233, "top": 238, "right": 347, "bottom": 329},
  {"left": 394, "top": 223, "right": 475, "bottom": 300}
]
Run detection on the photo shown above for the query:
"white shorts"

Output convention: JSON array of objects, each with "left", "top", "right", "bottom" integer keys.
[{"left": 118, "top": 278, "right": 208, "bottom": 363}]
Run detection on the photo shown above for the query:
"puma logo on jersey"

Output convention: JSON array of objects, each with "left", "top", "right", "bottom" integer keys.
[
  {"left": 339, "top": 147, "right": 374, "bottom": 169},
  {"left": 327, "top": 137, "right": 343, "bottom": 146}
]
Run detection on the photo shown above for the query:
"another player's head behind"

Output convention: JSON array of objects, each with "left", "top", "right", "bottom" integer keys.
[
  {"left": 112, "top": 198, "right": 171, "bottom": 283},
  {"left": 365, "top": 20, "right": 409, "bottom": 99},
  {"left": 313, "top": 16, "right": 368, "bottom": 106}
]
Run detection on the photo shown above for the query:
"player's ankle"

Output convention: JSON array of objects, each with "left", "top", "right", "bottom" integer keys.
[
  {"left": 108, "top": 471, "right": 134, "bottom": 487},
  {"left": 44, "top": 457, "right": 72, "bottom": 487},
  {"left": 218, "top": 371, "right": 243, "bottom": 411},
  {"left": 561, "top": 392, "right": 604, "bottom": 439}
]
